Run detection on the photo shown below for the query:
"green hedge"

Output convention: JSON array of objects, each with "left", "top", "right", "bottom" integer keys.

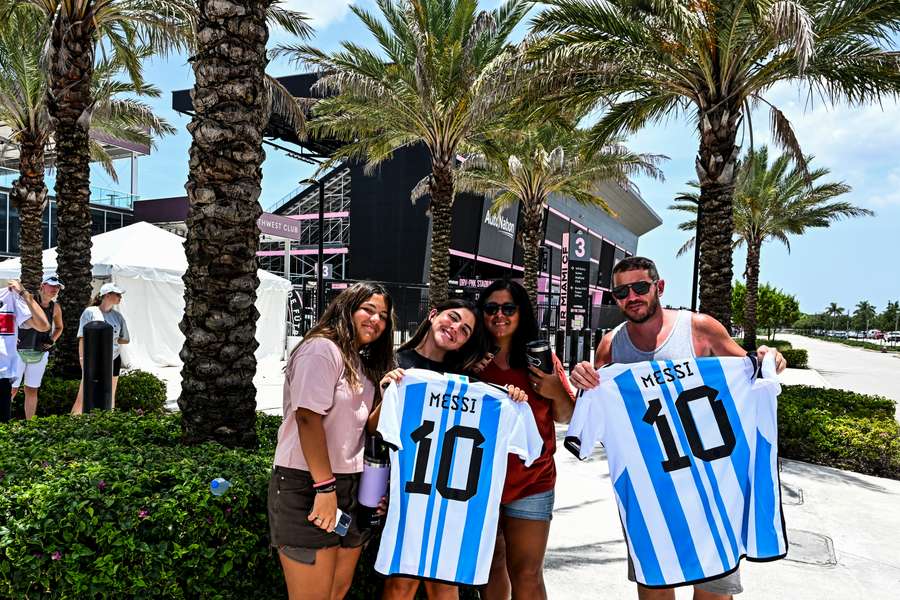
[
  {"left": 10, "top": 370, "right": 167, "bottom": 419},
  {"left": 735, "top": 338, "right": 793, "bottom": 351},
  {"left": 779, "top": 385, "right": 900, "bottom": 479},
  {"left": 0, "top": 412, "right": 476, "bottom": 599},
  {"left": 781, "top": 348, "right": 808, "bottom": 369}
]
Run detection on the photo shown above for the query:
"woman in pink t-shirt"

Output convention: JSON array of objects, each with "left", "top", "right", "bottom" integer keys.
[{"left": 268, "top": 282, "right": 395, "bottom": 599}]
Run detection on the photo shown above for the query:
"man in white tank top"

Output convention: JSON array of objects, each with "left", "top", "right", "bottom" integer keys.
[{"left": 570, "top": 257, "right": 786, "bottom": 600}]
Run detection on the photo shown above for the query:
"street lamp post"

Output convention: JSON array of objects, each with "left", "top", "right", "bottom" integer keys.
[{"left": 690, "top": 202, "right": 702, "bottom": 312}]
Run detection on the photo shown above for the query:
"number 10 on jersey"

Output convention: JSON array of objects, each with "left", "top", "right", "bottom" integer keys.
[{"left": 406, "top": 420, "right": 485, "bottom": 501}]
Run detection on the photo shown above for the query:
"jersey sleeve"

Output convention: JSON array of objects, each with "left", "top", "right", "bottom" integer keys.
[
  {"left": 13, "top": 292, "right": 32, "bottom": 327},
  {"left": 752, "top": 353, "right": 781, "bottom": 440},
  {"left": 506, "top": 400, "right": 544, "bottom": 467},
  {"left": 376, "top": 381, "right": 404, "bottom": 450},
  {"left": 564, "top": 386, "right": 606, "bottom": 460},
  {"left": 76, "top": 308, "right": 95, "bottom": 338}
]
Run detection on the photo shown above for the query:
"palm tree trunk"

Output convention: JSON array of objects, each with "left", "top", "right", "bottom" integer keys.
[
  {"left": 178, "top": 0, "right": 271, "bottom": 448},
  {"left": 742, "top": 241, "right": 762, "bottom": 350},
  {"left": 695, "top": 103, "right": 740, "bottom": 331},
  {"left": 519, "top": 200, "right": 544, "bottom": 311},
  {"left": 427, "top": 161, "right": 454, "bottom": 307},
  {"left": 10, "top": 134, "right": 49, "bottom": 294},
  {"left": 47, "top": 7, "right": 96, "bottom": 378}
]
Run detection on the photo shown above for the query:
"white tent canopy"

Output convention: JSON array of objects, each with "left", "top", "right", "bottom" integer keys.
[{"left": 0, "top": 222, "right": 291, "bottom": 369}]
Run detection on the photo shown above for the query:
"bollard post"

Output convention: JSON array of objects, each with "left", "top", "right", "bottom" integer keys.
[{"left": 83, "top": 321, "right": 114, "bottom": 411}]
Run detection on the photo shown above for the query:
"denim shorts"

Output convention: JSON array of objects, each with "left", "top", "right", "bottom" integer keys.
[{"left": 501, "top": 489, "right": 555, "bottom": 522}]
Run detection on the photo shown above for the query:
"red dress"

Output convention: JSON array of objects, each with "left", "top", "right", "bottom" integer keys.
[{"left": 479, "top": 360, "right": 560, "bottom": 504}]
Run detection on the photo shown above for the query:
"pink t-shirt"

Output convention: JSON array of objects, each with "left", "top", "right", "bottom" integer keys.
[{"left": 274, "top": 337, "right": 375, "bottom": 474}]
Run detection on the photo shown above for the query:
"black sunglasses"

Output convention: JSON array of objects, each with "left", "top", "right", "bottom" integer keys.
[
  {"left": 611, "top": 280, "right": 655, "bottom": 300},
  {"left": 483, "top": 302, "right": 518, "bottom": 316}
]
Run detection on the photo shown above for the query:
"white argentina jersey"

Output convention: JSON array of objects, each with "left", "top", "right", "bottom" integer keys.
[
  {"left": 376, "top": 369, "right": 543, "bottom": 585},
  {"left": 566, "top": 355, "right": 787, "bottom": 588}
]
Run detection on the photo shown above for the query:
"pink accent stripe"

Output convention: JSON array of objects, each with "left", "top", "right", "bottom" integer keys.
[
  {"left": 511, "top": 264, "right": 524, "bottom": 272},
  {"left": 256, "top": 248, "right": 349, "bottom": 257},
  {"left": 548, "top": 206, "right": 568, "bottom": 220},
  {"left": 450, "top": 249, "right": 477, "bottom": 260},
  {"left": 590, "top": 258, "right": 599, "bottom": 264},
  {"left": 476, "top": 255, "right": 512, "bottom": 268},
  {"left": 570, "top": 218, "right": 588, "bottom": 231},
  {"left": 287, "top": 212, "right": 349, "bottom": 221},
  {"left": 545, "top": 240, "right": 562, "bottom": 250},
  {"left": 588, "top": 229, "right": 603, "bottom": 241}
]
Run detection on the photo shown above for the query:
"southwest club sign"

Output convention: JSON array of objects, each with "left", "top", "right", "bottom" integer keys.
[{"left": 257, "top": 212, "right": 301, "bottom": 240}]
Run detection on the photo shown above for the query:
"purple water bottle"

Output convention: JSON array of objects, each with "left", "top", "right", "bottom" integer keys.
[{"left": 358, "top": 434, "right": 390, "bottom": 528}]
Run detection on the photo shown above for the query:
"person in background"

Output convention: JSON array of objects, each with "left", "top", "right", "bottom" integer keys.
[
  {"left": 0, "top": 279, "right": 50, "bottom": 422},
  {"left": 70, "top": 283, "right": 130, "bottom": 414},
  {"left": 268, "top": 282, "right": 395, "bottom": 600},
  {"left": 12, "top": 275, "right": 65, "bottom": 419},
  {"left": 476, "top": 279, "right": 576, "bottom": 600}
]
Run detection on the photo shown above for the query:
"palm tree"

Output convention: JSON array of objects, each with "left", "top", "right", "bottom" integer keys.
[
  {"left": 529, "top": 0, "right": 900, "bottom": 330},
  {"left": 456, "top": 120, "right": 663, "bottom": 308},
  {"left": 854, "top": 300, "right": 877, "bottom": 333},
  {"left": 178, "top": 4, "right": 312, "bottom": 447},
  {"left": 0, "top": 11, "right": 174, "bottom": 294},
  {"left": 671, "top": 147, "right": 871, "bottom": 349},
  {"left": 825, "top": 302, "right": 844, "bottom": 334},
  {"left": 279, "top": 0, "right": 532, "bottom": 306},
  {"left": 9, "top": 0, "right": 194, "bottom": 376}
]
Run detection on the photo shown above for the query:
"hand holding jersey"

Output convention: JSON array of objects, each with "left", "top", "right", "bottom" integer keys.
[
  {"left": 375, "top": 369, "right": 543, "bottom": 586},
  {"left": 566, "top": 355, "right": 787, "bottom": 588}
]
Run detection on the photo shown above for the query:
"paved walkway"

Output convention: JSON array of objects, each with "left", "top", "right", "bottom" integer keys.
[
  {"left": 547, "top": 425, "right": 900, "bottom": 599},
  {"left": 779, "top": 334, "right": 900, "bottom": 419}
]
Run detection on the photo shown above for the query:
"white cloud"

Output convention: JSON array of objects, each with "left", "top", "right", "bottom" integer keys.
[{"left": 282, "top": 1, "right": 355, "bottom": 28}]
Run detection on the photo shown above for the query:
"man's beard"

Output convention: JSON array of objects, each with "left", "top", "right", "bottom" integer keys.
[{"left": 624, "top": 294, "right": 660, "bottom": 324}]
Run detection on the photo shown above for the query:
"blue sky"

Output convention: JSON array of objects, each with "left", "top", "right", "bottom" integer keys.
[{"left": 98, "top": 0, "right": 899, "bottom": 317}]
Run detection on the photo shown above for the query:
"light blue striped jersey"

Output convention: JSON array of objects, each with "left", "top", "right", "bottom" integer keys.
[
  {"left": 565, "top": 355, "right": 787, "bottom": 588},
  {"left": 376, "top": 369, "right": 543, "bottom": 585}
]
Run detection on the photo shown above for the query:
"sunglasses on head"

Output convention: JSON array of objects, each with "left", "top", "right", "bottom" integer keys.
[
  {"left": 611, "top": 280, "right": 655, "bottom": 300},
  {"left": 483, "top": 302, "right": 518, "bottom": 316}
]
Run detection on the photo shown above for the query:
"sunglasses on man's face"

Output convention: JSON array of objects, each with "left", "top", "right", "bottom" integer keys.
[
  {"left": 611, "top": 280, "right": 655, "bottom": 300},
  {"left": 483, "top": 302, "right": 518, "bottom": 316}
]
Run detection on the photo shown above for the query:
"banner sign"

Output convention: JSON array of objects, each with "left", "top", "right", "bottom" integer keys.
[
  {"left": 478, "top": 197, "right": 519, "bottom": 264},
  {"left": 288, "top": 289, "right": 304, "bottom": 335},
  {"left": 560, "top": 232, "right": 569, "bottom": 331},
  {"left": 257, "top": 212, "right": 302, "bottom": 240},
  {"left": 568, "top": 228, "right": 591, "bottom": 331}
]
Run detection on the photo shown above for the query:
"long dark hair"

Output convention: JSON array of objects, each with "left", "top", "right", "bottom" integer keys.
[
  {"left": 477, "top": 279, "right": 539, "bottom": 370},
  {"left": 297, "top": 282, "right": 396, "bottom": 389},
  {"left": 399, "top": 299, "right": 488, "bottom": 371}
]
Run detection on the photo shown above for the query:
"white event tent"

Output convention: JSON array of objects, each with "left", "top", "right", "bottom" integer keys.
[{"left": 0, "top": 222, "right": 291, "bottom": 369}]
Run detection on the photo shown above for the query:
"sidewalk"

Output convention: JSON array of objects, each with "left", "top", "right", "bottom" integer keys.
[{"left": 546, "top": 426, "right": 900, "bottom": 599}]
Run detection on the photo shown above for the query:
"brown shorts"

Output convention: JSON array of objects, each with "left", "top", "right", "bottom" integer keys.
[{"left": 267, "top": 466, "right": 370, "bottom": 564}]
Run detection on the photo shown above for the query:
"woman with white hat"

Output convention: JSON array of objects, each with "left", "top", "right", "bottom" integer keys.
[{"left": 70, "top": 282, "right": 131, "bottom": 414}]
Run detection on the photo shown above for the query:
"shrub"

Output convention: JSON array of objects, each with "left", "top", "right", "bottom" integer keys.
[
  {"left": 779, "top": 385, "right": 900, "bottom": 479},
  {"left": 0, "top": 413, "right": 477, "bottom": 599},
  {"left": 10, "top": 370, "right": 167, "bottom": 419},
  {"left": 781, "top": 348, "right": 808, "bottom": 369},
  {"left": 735, "top": 338, "right": 792, "bottom": 351}
]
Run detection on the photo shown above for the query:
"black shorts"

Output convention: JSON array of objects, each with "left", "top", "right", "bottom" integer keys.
[
  {"left": 113, "top": 356, "right": 122, "bottom": 377},
  {"left": 267, "top": 466, "right": 370, "bottom": 563}
]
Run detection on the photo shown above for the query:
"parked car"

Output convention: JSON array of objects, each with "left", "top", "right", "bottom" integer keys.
[
  {"left": 885, "top": 331, "right": 900, "bottom": 342},
  {"left": 866, "top": 329, "right": 884, "bottom": 340},
  {"left": 832, "top": 330, "right": 849, "bottom": 339}
]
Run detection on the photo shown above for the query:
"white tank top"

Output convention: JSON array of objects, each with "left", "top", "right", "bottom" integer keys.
[{"left": 610, "top": 310, "right": 696, "bottom": 363}]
